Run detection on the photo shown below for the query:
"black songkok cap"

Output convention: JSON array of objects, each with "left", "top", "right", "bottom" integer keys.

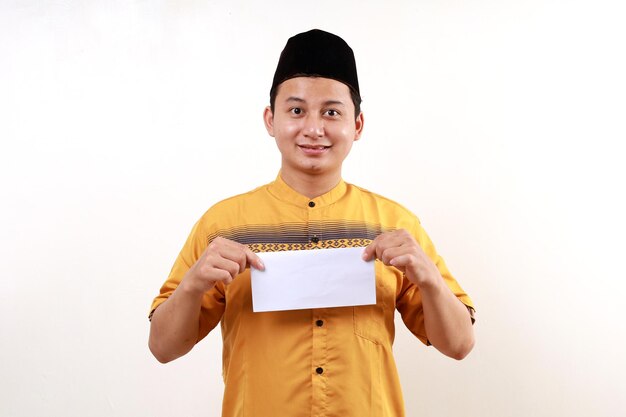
[{"left": 270, "top": 29, "right": 360, "bottom": 96}]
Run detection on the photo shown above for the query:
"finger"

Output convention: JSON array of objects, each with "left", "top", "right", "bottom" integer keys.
[
  {"left": 364, "top": 232, "right": 392, "bottom": 261},
  {"left": 234, "top": 247, "right": 248, "bottom": 274},
  {"left": 244, "top": 246, "right": 265, "bottom": 271},
  {"left": 208, "top": 236, "right": 245, "bottom": 256},
  {"left": 210, "top": 268, "right": 233, "bottom": 285},
  {"left": 380, "top": 246, "right": 410, "bottom": 265},
  {"left": 362, "top": 241, "right": 377, "bottom": 261},
  {"left": 210, "top": 256, "right": 242, "bottom": 279},
  {"left": 213, "top": 241, "right": 248, "bottom": 274},
  {"left": 373, "top": 237, "right": 392, "bottom": 261},
  {"left": 364, "top": 233, "right": 390, "bottom": 261},
  {"left": 209, "top": 238, "right": 264, "bottom": 273},
  {"left": 389, "top": 253, "right": 418, "bottom": 269},
  {"left": 380, "top": 231, "right": 410, "bottom": 248}
]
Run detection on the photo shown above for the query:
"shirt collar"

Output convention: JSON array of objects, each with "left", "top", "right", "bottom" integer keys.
[{"left": 267, "top": 173, "right": 348, "bottom": 209}]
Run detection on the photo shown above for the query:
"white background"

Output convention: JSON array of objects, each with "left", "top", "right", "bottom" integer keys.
[{"left": 1, "top": 1, "right": 625, "bottom": 416}]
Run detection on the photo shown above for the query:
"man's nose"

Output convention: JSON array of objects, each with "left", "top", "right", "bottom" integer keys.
[{"left": 303, "top": 114, "right": 324, "bottom": 138}]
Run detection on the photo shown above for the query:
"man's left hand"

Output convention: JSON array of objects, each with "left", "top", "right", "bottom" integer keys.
[{"left": 362, "top": 229, "right": 441, "bottom": 289}]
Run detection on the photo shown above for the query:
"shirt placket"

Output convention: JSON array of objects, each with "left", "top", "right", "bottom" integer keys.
[{"left": 307, "top": 199, "right": 328, "bottom": 416}]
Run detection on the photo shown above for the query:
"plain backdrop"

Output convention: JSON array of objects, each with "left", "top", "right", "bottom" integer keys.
[{"left": 1, "top": 1, "right": 625, "bottom": 416}]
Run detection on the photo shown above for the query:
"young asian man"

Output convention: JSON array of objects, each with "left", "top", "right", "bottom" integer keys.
[{"left": 149, "top": 29, "right": 475, "bottom": 417}]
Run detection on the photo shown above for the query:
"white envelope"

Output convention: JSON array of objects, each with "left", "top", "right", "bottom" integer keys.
[{"left": 250, "top": 247, "right": 376, "bottom": 312}]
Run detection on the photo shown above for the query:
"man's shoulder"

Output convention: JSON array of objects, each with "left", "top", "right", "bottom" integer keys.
[
  {"left": 201, "top": 183, "right": 269, "bottom": 217},
  {"left": 346, "top": 182, "right": 421, "bottom": 223},
  {"left": 188, "top": 183, "right": 272, "bottom": 237}
]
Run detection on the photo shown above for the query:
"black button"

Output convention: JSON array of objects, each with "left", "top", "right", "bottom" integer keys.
[
  {"left": 315, "top": 367, "right": 324, "bottom": 374},
  {"left": 316, "top": 319, "right": 324, "bottom": 327},
  {"left": 308, "top": 201, "right": 315, "bottom": 208},
  {"left": 311, "top": 236, "right": 319, "bottom": 244}
]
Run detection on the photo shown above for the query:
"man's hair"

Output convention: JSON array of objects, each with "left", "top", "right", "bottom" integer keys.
[{"left": 269, "top": 78, "right": 362, "bottom": 120}]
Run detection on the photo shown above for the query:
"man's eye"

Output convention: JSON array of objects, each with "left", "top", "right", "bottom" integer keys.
[
  {"left": 291, "top": 108, "right": 302, "bottom": 115},
  {"left": 326, "top": 109, "right": 339, "bottom": 116}
]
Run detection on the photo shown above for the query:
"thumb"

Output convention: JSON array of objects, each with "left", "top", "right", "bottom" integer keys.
[{"left": 362, "top": 244, "right": 375, "bottom": 261}]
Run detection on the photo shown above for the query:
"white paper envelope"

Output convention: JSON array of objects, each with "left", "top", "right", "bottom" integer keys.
[{"left": 250, "top": 247, "right": 375, "bottom": 312}]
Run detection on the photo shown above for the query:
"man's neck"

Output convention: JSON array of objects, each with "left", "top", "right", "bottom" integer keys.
[{"left": 280, "top": 170, "right": 342, "bottom": 199}]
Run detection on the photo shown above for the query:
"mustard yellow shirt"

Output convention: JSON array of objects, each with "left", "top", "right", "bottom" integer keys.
[{"left": 151, "top": 175, "right": 475, "bottom": 417}]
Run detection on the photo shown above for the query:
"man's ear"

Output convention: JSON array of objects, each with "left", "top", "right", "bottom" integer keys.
[
  {"left": 354, "top": 112, "right": 364, "bottom": 141},
  {"left": 263, "top": 106, "right": 275, "bottom": 137}
]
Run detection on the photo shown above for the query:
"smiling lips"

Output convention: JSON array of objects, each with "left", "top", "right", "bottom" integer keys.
[{"left": 298, "top": 144, "right": 331, "bottom": 155}]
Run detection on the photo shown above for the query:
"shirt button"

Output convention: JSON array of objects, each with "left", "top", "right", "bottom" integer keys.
[
  {"left": 311, "top": 236, "right": 319, "bottom": 244},
  {"left": 315, "top": 319, "right": 324, "bottom": 327},
  {"left": 308, "top": 201, "right": 316, "bottom": 208},
  {"left": 316, "top": 367, "right": 324, "bottom": 374}
]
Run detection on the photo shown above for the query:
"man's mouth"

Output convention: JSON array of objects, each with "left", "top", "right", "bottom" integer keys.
[
  {"left": 299, "top": 144, "right": 331, "bottom": 150},
  {"left": 298, "top": 144, "right": 331, "bottom": 155}
]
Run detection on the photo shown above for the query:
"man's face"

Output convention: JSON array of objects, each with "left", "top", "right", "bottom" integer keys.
[{"left": 264, "top": 77, "right": 364, "bottom": 181}]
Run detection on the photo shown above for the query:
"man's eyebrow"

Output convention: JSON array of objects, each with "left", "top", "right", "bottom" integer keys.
[
  {"left": 284, "top": 97, "right": 346, "bottom": 107},
  {"left": 322, "top": 100, "right": 345, "bottom": 107}
]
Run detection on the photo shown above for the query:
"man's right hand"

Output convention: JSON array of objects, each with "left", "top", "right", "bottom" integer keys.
[
  {"left": 149, "top": 237, "right": 264, "bottom": 363},
  {"left": 181, "top": 237, "right": 265, "bottom": 295}
]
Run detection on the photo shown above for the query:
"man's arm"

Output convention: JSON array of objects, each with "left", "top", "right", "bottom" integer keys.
[
  {"left": 362, "top": 229, "right": 474, "bottom": 360},
  {"left": 149, "top": 237, "right": 265, "bottom": 363},
  {"left": 412, "top": 273, "right": 475, "bottom": 360}
]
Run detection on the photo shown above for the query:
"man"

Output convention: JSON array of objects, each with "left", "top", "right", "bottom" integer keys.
[{"left": 149, "top": 29, "right": 475, "bottom": 417}]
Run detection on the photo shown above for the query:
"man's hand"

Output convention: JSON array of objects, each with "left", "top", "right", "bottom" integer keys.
[
  {"left": 363, "top": 229, "right": 475, "bottom": 360},
  {"left": 149, "top": 237, "right": 264, "bottom": 363},
  {"left": 362, "top": 229, "right": 440, "bottom": 289},
  {"left": 182, "top": 237, "right": 265, "bottom": 295}
]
